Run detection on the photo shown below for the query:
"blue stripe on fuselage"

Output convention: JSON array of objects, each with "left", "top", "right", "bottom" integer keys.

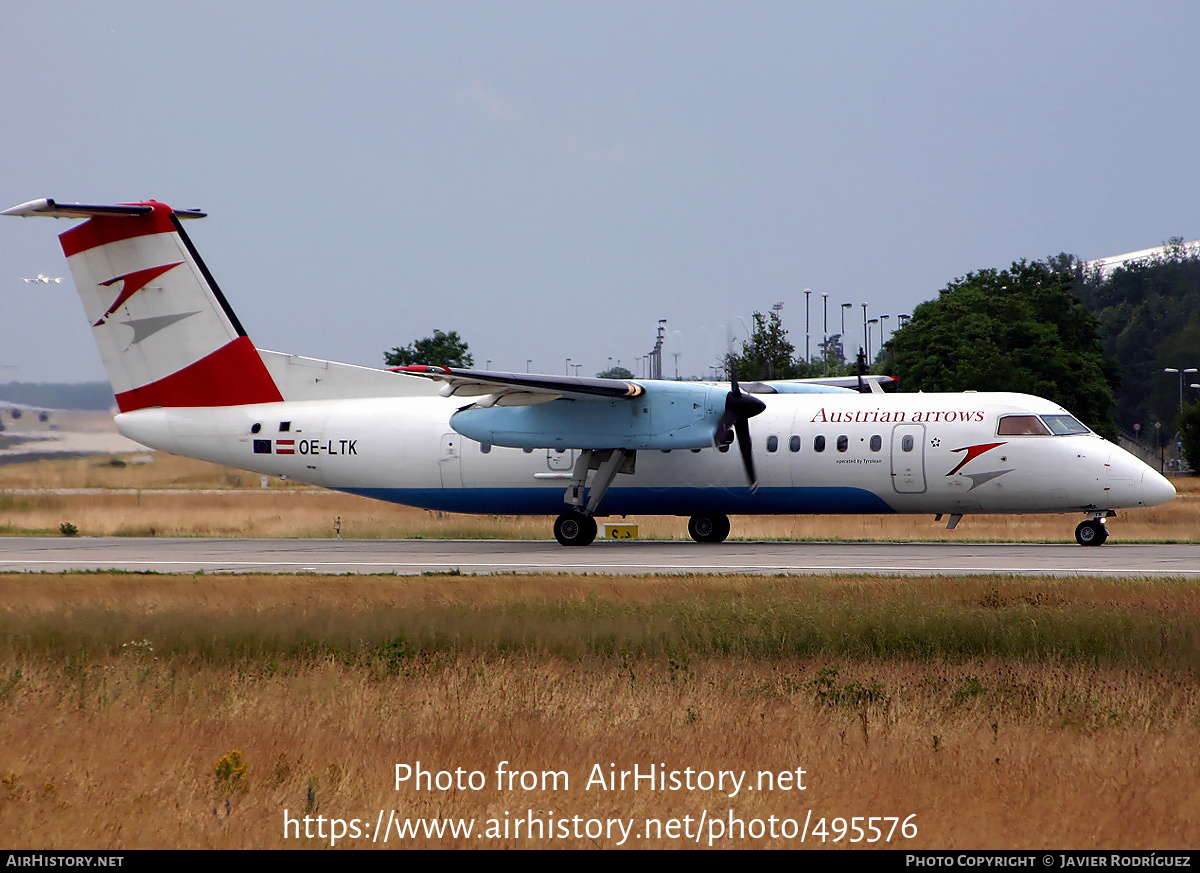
[{"left": 339, "top": 486, "right": 896, "bottom": 515}]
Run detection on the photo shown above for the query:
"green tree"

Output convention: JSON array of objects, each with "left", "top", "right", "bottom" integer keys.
[
  {"left": 886, "top": 260, "right": 1119, "bottom": 437},
  {"left": 384, "top": 330, "right": 474, "bottom": 368},
  {"left": 596, "top": 366, "right": 635, "bottom": 379},
  {"left": 726, "top": 311, "right": 808, "bottom": 381},
  {"left": 1072, "top": 242, "right": 1200, "bottom": 435}
]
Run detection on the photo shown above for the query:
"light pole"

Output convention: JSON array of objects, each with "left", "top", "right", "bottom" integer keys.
[
  {"left": 880, "top": 314, "right": 890, "bottom": 348},
  {"left": 864, "top": 305, "right": 873, "bottom": 362},
  {"left": 840, "top": 303, "right": 852, "bottom": 372},
  {"left": 526, "top": 359, "right": 532, "bottom": 373},
  {"left": 804, "top": 289, "right": 811, "bottom": 366},
  {"left": 867, "top": 318, "right": 879, "bottom": 362},
  {"left": 565, "top": 357, "right": 571, "bottom": 376},
  {"left": 822, "top": 292, "right": 829, "bottom": 376},
  {"left": 1164, "top": 368, "right": 1198, "bottom": 413}
]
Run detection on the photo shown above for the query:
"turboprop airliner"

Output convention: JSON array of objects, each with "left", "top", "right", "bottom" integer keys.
[{"left": 3, "top": 198, "right": 1176, "bottom": 546}]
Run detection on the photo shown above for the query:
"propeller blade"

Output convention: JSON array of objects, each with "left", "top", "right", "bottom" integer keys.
[{"left": 734, "top": 415, "right": 757, "bottom": 491}]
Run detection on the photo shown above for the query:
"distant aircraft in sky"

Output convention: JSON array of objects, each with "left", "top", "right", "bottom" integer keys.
[
  {"left": 21, "top": 274, "right": 62, "bottom": 283},
  {"left": 3, "top": 197, "right": 1176, "bottom": 546}
]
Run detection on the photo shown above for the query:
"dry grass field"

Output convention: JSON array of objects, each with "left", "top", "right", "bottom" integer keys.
[
  {"left": 2, "top": 453, "right": 1198, "bottom": 849},
  {"left": 1, "top": 451, "right": 1197, "bottom": 542},
  {"left": 1, "top": 572, "right": 1198, "bottom": 849}
]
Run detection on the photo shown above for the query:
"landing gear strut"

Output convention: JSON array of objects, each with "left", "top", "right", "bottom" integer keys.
[
  {"left": 552, "top": 449, "right": 634, "bottom": 546},
  {"left": 554, "top": 512, "right": 597, "bottom": 547},
  {"left": 688, "top": 513, "right": 730, "bottom": 544},
  {"left": 1074, "top": 518, "right": 1109, "bottom": 546}
]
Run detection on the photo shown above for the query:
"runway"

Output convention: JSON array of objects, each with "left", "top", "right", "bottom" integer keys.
[{"left": 1, "top": 537, "right": 1198, "bottom": 577}]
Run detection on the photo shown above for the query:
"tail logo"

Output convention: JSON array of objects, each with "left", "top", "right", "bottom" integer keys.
[
  {"left": 94, "top": 262, "right": 183, "bottom": 326},
  {"left": 947, "top": 441, "right": 1012, "bottom": 491},
  {"left": 946, "top": 441, "right": 1006, "bottom": 476}
]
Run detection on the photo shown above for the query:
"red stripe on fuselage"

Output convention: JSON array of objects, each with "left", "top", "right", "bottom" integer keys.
[
  {"left": 114, "top": 336, "right": 284, "bottom": 412},
  {"left": 60, "top": 201, "right": 177, "bottom": 258}
]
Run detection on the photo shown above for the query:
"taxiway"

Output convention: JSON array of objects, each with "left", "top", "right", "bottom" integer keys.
[{"left": 0, "top": 537, "right": 1197, "bottom": 577}]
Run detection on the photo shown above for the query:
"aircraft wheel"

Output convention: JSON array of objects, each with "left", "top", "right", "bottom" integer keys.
[
  {"left": 554, "top": 513, "right": 597, "bottom": 547},
  {"left": 688, "top": 513, "right": 730, "bottom": 544},
  {"left": 1074, "top": 519, "right": 1108, "bottom": 546}
]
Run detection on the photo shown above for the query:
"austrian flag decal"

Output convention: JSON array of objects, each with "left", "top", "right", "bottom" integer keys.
[{"left": 275, "top": 439, "right": 295, "bottom": 455}]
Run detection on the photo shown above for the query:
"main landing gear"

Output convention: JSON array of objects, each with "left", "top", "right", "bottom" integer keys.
[
  {"left": 1074, "top": 517, "right": 1109, "bottom": 546},
  {"left": 688, "top": 513, "right": 730, "bottom": 544},
  {"left": 554, "top": 512, "right": 597, "bottom": 547},
  {"left": 552, "top": 449, "right": 633, "bottom": 546}
]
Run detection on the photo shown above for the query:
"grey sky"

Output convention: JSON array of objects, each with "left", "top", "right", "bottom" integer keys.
[{"left": 3, "top": 1, "right": 1197, "bottom": 384}]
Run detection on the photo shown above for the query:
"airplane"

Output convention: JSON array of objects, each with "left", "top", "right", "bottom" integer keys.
[
  {"left": 0, "top": 400, "right": 55, "bottom": 431},
  {"left": 2, "top": 197, "right": 1176, "bottom": 547},
  {"left": 21, "top": 274, "right": 62, "bottom": 284}
]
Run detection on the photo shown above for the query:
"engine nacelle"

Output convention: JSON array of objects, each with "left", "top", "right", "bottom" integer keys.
[{"left": 450, "top": 383, "right": 731, "bottom": 450}]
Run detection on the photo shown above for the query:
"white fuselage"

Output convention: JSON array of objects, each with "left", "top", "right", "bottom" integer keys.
[{"left": 114, "top": 389, "right": 1174, "bottom": 518}]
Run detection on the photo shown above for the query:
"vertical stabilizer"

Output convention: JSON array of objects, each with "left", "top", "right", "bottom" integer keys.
[{"left": 5, "top": 198, "right": 282, "bottom": 411}]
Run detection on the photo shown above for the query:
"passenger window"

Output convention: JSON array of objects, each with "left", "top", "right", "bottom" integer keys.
[
  {"left": 870, "top": 434, "right": 882, "bottom": 452},
  {"left": 836, "top": 435, "right": 848, "bottom": 452},
  {"left": 902, "top": 435, "right": 914, "bottom": 452},
  {"left": 789, "top": 435, "right": 801, "bottom": 453},
  {"left": 814, "top": 435, "right": 826, "bottom": 453},
  {"left": 767, "top": 435, "right": 778, "bottom": 453},
  {"left": 997, "top": 415, "right": 1051, "bottom": 436}
]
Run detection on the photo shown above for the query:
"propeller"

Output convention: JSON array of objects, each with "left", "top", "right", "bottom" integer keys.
[{"left": 715, "top": 368, "right": 766, "bottom": 490}]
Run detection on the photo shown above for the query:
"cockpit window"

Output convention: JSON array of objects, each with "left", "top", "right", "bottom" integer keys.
[
  {"left": 997, "top": 414, "right": 1051, "bottom": 436},
  {"left": 1041, "top": 414, "right": 1090, "bottom": 435}
]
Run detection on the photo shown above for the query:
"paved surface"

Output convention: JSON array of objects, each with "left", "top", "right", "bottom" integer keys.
[
  {"left": 1, "top": 537, "right": 1197, "bottom": 577},
  {"left": 0, "top": 430, "right": 146, "bottom": 465}
]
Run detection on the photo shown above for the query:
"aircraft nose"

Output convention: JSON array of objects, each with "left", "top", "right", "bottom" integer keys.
[{"left": 1139, "top": 468, "right": 1176, "bottom": 507}]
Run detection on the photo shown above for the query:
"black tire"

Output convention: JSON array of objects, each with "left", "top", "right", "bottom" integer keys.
[
  {"left": 1075, "top": 519, "right": 1108, "bottom": 546},
  {"left": 688, "top": 513, "right": 730, "bottom": 544},
  {"left": 554, "top": 513, "right": 597, "bottom": 547}
]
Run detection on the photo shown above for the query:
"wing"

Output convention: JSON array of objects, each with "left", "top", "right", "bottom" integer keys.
[
  {"left": 391, "top": 365, "right": 644, "bottom": 407},
  {"left": 393, "top": 365, "right": 747, "bottom": 452},
  {"left": 747, "top": 375, "right": 895, "bottom": 395},
  {"left": 393, "top": 364, "right": 767, "bottom": 486}
]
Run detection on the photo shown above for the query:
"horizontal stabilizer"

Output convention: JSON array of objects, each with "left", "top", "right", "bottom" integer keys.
[{"left": 2, "top": 198, "right": 205, "bottom": 220}]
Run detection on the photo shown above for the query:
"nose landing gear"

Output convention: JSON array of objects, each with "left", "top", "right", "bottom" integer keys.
[{"left": 1074, "top": 517, "right": 1109, "bottom": 546}]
